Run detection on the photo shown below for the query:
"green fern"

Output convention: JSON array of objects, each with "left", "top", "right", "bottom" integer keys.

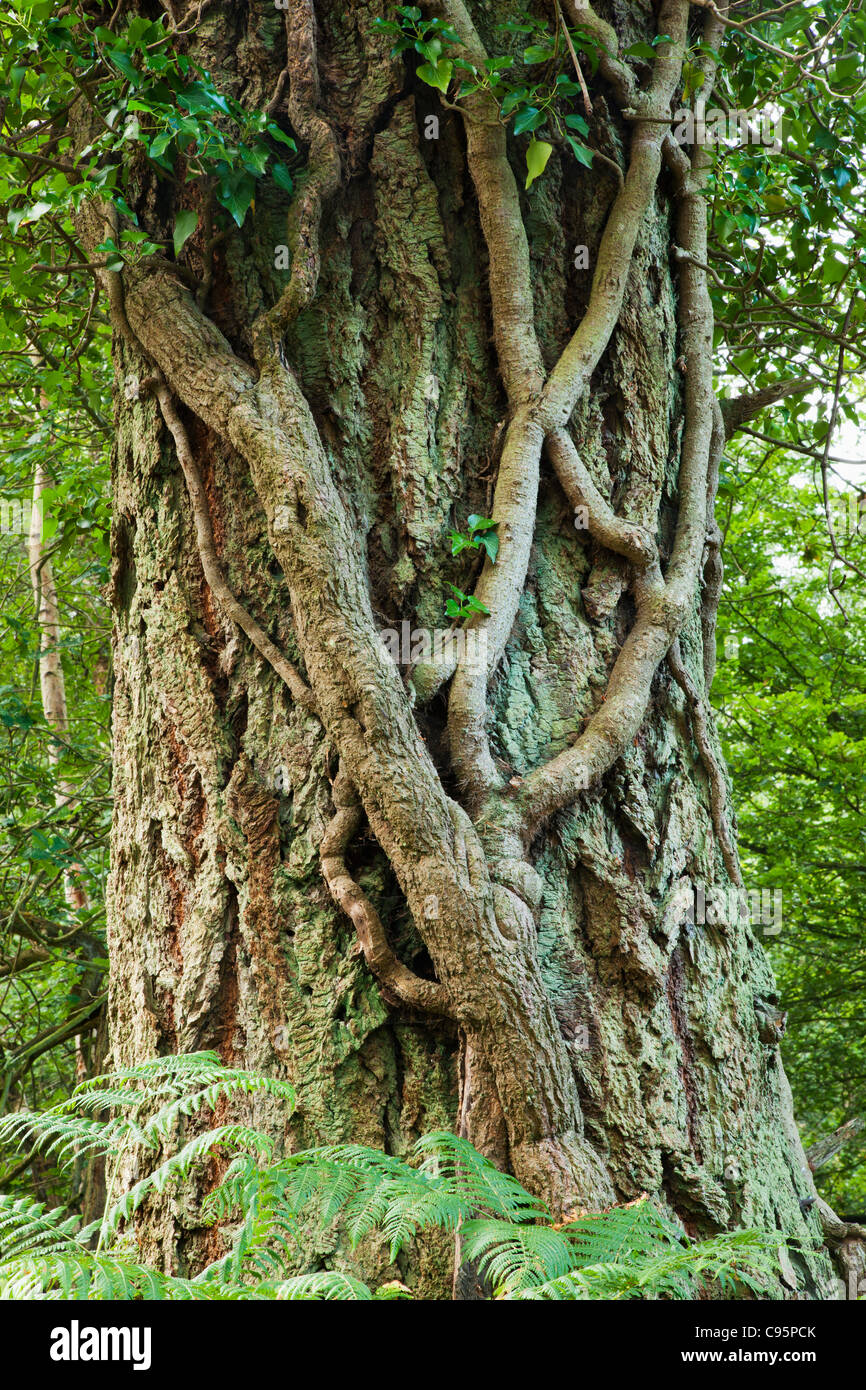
[
  {"left": 0, "top": 1055, "right": 784, "bottom": 1301},
  {"left": 0, "top": 1193, "right": 82, "bottom": 1261},
  {"left": 518, "top": 1228, "right": 780, "bottom": 1300}
]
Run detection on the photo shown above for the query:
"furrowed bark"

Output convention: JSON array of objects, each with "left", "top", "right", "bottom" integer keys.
[{"left": 85, "top": 239, "right": 612, "bottom": 1214}]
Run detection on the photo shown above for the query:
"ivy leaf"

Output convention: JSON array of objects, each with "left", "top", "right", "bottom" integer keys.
[
  {"left": 466, "top": 515, "right": 498, "bottom": 532},
  {"left": 623, "top": 42, "right": 657, "bottom": 61},
  {"left": 267, "top": 123, "right": 297, "bottom": 150},
  {"left": 512, "top": 106, "right": 543, "bottom": 136},
  {"left": 451, "top": 533, "right": 474, "bottom": 556},
  {"left": 525, "top": 138, "right": 553, "bottom": 188},
  {"left": 106, "top": 48, "right": 140, "bottom": 85},
  {"left": 822, "top": 253, "right": 847, "bottom": 283},
  {"left": 523, "top": 44, "right": 555, "bottom": 64},
  {"left": 416, "top": 58, "right": 453, "bottom": 92},
  {"left": 271, "top": 163, "right": 294, "bottom": 194},
  {"left": 218, "top": 175, "right": 256, "bottom": 228},
  {"left": 445, "top": 583, "right": 490, "bottom": 619},
  {"left": 20, "top": 201, "right": 53, "bottom": 226},
  {"left": 464, "top": 595, "right": 491, "bottom": 616},
  {"left": 112, "top": 196, "right": 139, "bottom": 223},
  {"left": 172, "top": 209, "right": 198, "bottom": 259},
  {"left": 564, "top": 113, "right": 590, "bottom": 136},
  {"left": 501, "top": 87, "right": 529, "bottom": 117},
  {"left": 478, "top": 532, "right": 499, "bottom": 564},
  {"left": 180, "top": 82, "right": 229, "bottom": 116},
  {"left": 566, "top": 135, "right": 594, "bottom": 168},
  {"left": 149, "top": 132, "right": 174, "bottom": 159}
]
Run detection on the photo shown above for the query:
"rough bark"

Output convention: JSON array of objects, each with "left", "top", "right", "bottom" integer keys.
[{"left": 75, "top": 0, "right": 849, "bottom": 1295}]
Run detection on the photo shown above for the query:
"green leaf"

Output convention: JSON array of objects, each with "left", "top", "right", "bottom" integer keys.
[
  {"left": 525, "top": 139, "right": 553, "bottom": 188},
  {"left": 23, "top": 201, "right": 53, "bottom": 225},
  {"left": 464, "top": 595, "right": 491, "bottom": 616},
  {"left": 623, "top": 42, "right": 657, "bottom": 61},
  {"left": 271, "top": 163, "right": 294, "bottom": 194},
  {"left": 467, "top": 515, "right": 498, "bottom": 532},
  {"left": 267, "top": 123, "right": 297, "bottom": 150},
  {"left": 523, "top": 44, "right": 555, "bottom": 64},
  {"left": 172, "top": 210, "right": 198, "bottom": 259},
  {"left": 149, "top": 132, "right": 174, "bottom": 159},
  {"left": 501, "top": 87, "right": 529, "bottom": 116},
  {"left": 479, "top": 532, "right": 499, "bottom": 564},
  {"left": 566, "top": 136, "right": 594, "bottom": 168},
  {"left": 218, "top": 176, "right": 256, "bottom": 228},
  {"left": 107, "top": 48, "right": 140, "bottom": 84},
  {"left": 416, "top": 58, "right": 453, "bottom": 92},
  {"left": 179, "top": 82, "right": 230, "bottom": 116},
  {"left": 512, "top": 106, "right": 543, "bottom": 136},
  {"left": 821, "top": 253, "right": 848, "bottom": 284}
]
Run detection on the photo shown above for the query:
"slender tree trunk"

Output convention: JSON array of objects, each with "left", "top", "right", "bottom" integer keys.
[
  {"left": 28, "top": 410, "right": 107, "bottom": 1221},
  {"left": 28, "top": 458, "right": 88, "bottom": 914},
  {"left": 73, "top": 0, "right": 853, "bottom": 1294}
]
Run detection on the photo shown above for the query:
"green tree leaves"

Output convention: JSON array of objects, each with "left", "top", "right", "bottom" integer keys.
[
  {"left": 417, "top": 58, "right": 453, "bottom": 92},
  {"left": 450, "top": 515, "right": 500, "bottom": 564},
  {"left": 525, "top": 138, "right": 553, "bottom": 187},
  {"left": 172, "top": 210, "right": 198, "bottom": 259}
]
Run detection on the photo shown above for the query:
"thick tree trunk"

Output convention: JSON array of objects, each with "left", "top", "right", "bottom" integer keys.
[{"left": 86, "top": 0, "right": 844, "bottom": 1295}]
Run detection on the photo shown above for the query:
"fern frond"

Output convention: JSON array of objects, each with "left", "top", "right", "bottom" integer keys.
[
  {"left": 274, "top": 1271, "right": 374, "bottom": 1300},
  {"left": 100, "top": 1124, "right": 276, "bottom": 1239},
  {"left": 460, "top": 1218, "right": 574, "bottom": 1295},
  {"left": 1, "top": 1057, "right": 785, "bottom": 1303},
  {"left": 139, "top": 1074, "right": 295, "bottom": 1148},
  {"left": 0, "top": 1110, "right": 134, "bottom": 1168},
  {"left": 196, "top": 1182, "right": 301, "bottom": 1289},
  {"left": 516, "top": 1230, "right": 779, "bottom": 1300},
  {"left": 69, "top": 1052, "right": 227, "bottom": 1096},
  {"left": 413, "top": 1132, "right": 547, "bottom": 1222},
  {"left": 255, "top": 1147, "right": 466, "bottom": 1260},
  {"left": 561, "top": 1196, "right": 685, "bottom": 1266},
  {"left": 0, "top": 1193, "right": 81, "bottom": 1261},
  {"left": 0, "top": 1253, "right": 264, "bottom": 1301}
]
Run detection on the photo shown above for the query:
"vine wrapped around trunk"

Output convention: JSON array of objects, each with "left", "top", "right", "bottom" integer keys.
[{"left": 39, "top": 0, "right": 855, "bottom": 1296}]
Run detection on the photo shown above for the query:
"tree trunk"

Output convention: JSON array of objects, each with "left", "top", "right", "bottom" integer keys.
[{"left": 80, "top": 0, "right": 845, "bottom": 1295}]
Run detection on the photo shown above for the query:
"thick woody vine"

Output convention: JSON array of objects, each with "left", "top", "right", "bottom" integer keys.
[{"left": 68, "top": 0, "right": 822, "bottom": 1214}]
